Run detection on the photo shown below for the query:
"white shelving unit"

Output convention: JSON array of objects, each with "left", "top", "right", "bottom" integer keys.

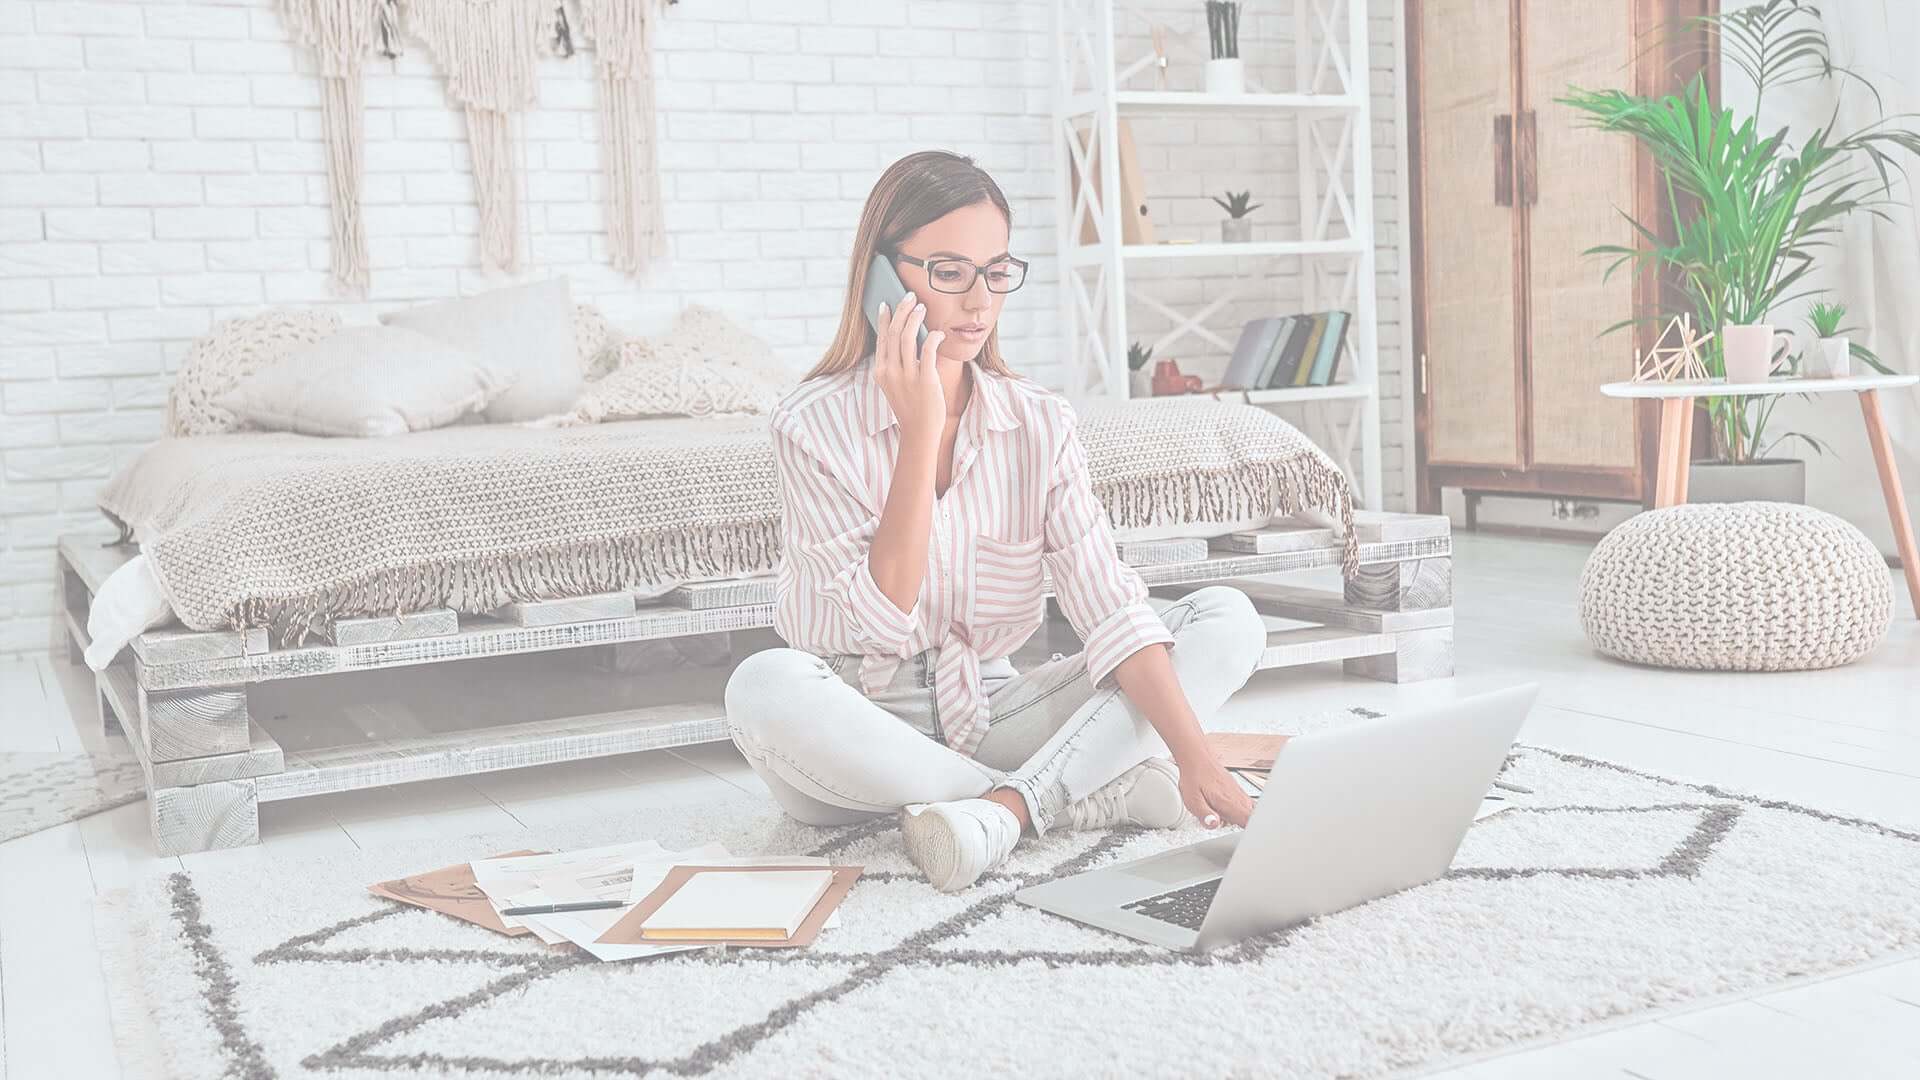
[{"left": 1052, "top": 0, "right": 1384, "bottom": 509}]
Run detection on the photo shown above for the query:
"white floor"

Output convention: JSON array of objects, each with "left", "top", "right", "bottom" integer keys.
[{"left": 3, "top": 532, "right": 1918, "bottom": 1079}]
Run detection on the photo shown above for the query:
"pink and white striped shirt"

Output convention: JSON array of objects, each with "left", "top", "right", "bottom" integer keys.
[{"left": 768, "top": 355, "right": 1174, "bottom": 758}]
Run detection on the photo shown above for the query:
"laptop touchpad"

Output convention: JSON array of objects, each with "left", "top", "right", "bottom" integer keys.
[{"left": 1132, "top": 842, "right": 1235, "bottom": 884}]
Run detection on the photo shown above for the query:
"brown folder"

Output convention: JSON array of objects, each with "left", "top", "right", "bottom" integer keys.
[
  {"left": 1206, "top": 732, "right": 1292, "bottom": 771},
  {"left": 596, "top": 864, "right": 863, "bottom": 950},
  {"left": 367, "top": 849, "right": 548, "bottom": 937}
]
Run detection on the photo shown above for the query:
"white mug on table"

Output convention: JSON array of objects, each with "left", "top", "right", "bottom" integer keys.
[{"left": 1721, "top": 323, "right": 1791, "bottom": 383}]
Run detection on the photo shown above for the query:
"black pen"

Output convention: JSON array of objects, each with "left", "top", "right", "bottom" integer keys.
[{"left": 500, "top": 899, "right": 627, "bottom": 916}]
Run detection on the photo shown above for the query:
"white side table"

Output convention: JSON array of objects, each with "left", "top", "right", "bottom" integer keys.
[{"left": 1600, "top": 374, "right": 1920, "bottom": 615}]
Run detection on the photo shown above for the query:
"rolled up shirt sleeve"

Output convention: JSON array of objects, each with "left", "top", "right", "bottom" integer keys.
[
  {"left": 770, "top": 421, "right": 921, "bottom": 658},
  {"left": 1039, "top": 404, "right": 1174, "bottom": 688}
]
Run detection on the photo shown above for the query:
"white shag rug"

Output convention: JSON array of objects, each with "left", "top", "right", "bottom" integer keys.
[{"left": 94, "top": 709, "right": 1920, "bottom": 1080}]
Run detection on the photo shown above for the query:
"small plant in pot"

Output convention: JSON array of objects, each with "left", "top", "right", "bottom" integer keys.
[
  {"left": 1127, "top": 340, "right": 1154, "bottom": 396},
  {"left": 1213, "top": 189, "right": 1260, "bottom": 243},
  {"left": 1802, "top": 298, "right": 1883, "bottom": 379},
  {"left": 1204, "top": 1, "right": 1244, "bottom": 96}
]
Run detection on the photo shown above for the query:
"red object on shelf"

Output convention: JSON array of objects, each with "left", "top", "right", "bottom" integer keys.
[{"left": 1151, "top": 358, "right": 1203, "bottom": 396}]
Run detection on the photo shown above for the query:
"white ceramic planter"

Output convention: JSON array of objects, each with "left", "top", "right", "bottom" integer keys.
[
  {"left": 1810, "top": 335, "right": 1850, "bottom": 378},
  {"left": 1221, "top": 217, "right": 1253, "bottom": 243},
  {"left": 1205, "top": 57, "right": 1244, "bottom": 96},
  {"left": 1130, "top": 368, "right": 1154, "bottom": 398}
]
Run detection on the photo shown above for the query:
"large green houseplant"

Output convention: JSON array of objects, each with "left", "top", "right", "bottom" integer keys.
[{"left": 1558, "top": 0, "right": 1916, "bottom": 492}]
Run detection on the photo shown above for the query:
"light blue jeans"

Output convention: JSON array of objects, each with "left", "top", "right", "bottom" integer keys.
[{"left": 724, "top": 585, "right": 1267, "bottom": 837}]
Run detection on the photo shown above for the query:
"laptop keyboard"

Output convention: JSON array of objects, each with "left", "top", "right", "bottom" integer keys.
[{"left": 1120, "top": 877, "right": 1223, "bottom": 931}]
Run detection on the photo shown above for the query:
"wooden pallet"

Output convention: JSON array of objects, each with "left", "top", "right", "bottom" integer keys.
[{"left": 59, "top": 510, "right": 1453, "bottom": 855}]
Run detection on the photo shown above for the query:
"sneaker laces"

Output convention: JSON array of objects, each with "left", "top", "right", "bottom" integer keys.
[{"left": 1068, "top": 772, "right": 1132, "bottom": 830}]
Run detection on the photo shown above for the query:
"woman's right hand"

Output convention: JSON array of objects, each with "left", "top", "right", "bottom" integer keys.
[{"left": 874, "top": 292, "right": 946, "bottom": 446}]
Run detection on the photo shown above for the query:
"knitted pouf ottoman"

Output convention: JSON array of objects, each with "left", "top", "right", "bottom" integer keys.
[{"left": 1579, "top": 502, "right": 1893, "bottom": 671}]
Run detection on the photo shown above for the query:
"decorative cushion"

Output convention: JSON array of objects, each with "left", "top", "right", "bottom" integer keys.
[
  {"left": 212, "top": 325, "right": 513, "bottom": 438},
  {"left": 572, "top": 301, "right": 622, "bottom": 379},
  {"left": 379, "top": 277, "right": 582, "bottom": 423},
  {"left": 166, "top": 308, "right": 345, "bottom": 437},
  {"left": 560, "top": 303, "right": 789, "bottom": 422},
  {"left": 1579, "top": 502, "right": 1893, "bottom": 671}
]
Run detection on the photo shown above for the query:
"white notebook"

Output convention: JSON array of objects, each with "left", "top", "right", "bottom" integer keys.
[{"left": 639, "top": 869, "right": 836, "bottom": 941}]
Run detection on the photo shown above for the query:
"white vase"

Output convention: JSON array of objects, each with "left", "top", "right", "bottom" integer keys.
[
  {"left": 1205, "top": 57, "right": 1244, "bottom": 96},
  {"left": 1721, "top": 323, "right": 1790, "bottom": 383},
  {"left": 1130, "top": 368, "right": 1154, "bottom": 398},
  {"left": 1811, "top": 335, "right": 1850, "bottom": 378}
]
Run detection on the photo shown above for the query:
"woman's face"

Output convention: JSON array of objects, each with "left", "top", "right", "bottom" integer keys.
[{"left": 889, "top": 201, "right": 1015, "bottom": 364}]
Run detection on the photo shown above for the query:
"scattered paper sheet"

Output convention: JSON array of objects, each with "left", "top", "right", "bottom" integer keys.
[
  {"left": 470, "top": 841, "right": 668, "bottom": 930},
  {"left": 482, "top": 846, "right": 848, "bottom": 962}
]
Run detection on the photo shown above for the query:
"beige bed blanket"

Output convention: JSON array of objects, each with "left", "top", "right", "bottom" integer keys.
[{"left": 98, "top": 403, "right": 1353, "bottom": 639}]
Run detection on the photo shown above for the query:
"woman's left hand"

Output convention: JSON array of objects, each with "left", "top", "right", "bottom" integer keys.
[{"left": 1173, "top": 750, "right": 1255, "bottom": 830}]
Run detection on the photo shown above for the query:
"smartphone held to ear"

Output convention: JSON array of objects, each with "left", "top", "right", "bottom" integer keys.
[{"left": 864, "top": 253, "right": 930, "bottom": 354}]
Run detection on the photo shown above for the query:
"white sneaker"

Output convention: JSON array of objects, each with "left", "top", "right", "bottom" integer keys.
[
  {"left": 1061, "top": 756, "right": 1186, "bottom": 831},
  {"left": 899, "top": 797, "right": 1022, "bottom": 892}
]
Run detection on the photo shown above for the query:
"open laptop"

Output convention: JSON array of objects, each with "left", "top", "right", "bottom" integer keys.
[{"left": 1014, "top": 684, "right": 1539, "bottom": 952}]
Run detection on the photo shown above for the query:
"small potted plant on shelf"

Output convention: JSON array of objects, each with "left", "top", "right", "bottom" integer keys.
[
  {"left": 1204, "top": 1, "right": 1243, "bottom": 96},
  {"left": 1128, "top": 340, "right": 1154, "bottom": 397},
  {"left": 1213, "top": 189, "right": 1259, "bottom": 243}
]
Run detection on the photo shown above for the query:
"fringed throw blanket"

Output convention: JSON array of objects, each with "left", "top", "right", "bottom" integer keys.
[{"left": 97, "top": 404, "right": 1354, "bottom": 640}]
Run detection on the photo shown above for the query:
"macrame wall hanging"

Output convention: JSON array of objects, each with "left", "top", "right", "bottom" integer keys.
[
  {"left": 278, "top": 0, "right": 387, "bottom": 291},
  {"left": 575, "top": 0, "right": 674, "bottom": 275},
  {"left": 281, "top": 0, "right": 679, "bottom": 286},
  {"left": 405, "top": 0, "right": 550, "bottom": 274}
]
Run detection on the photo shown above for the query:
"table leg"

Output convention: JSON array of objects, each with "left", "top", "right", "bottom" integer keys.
[
  {"left": 1673, "top": 396, "right": 1695, "bottom": 503},
  {"left": 1859, "top": 389, "right": 1920, "bottom": 617},
  {"left": 1653, "top": 397, "right": 1687, "bottom": 509}
]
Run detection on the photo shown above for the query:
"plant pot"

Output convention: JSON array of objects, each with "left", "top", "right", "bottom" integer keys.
[
  {"left": 1808, "top": 335, "right": 1850, "bottom": 378},
  {"left": 1220, "top": 217, "right": 1252, "bottom": 243},
  {"left": 1686, "top": 458, "right": 1806, "bottom": 505},
  {"left": 1129, "top": 367, "right": 1153, "bottom": 398},
  {"left": 1205, "top": 57, "right": 1244, "bottom": 96}
]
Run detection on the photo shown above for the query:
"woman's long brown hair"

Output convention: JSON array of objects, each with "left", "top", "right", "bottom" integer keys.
[{"left": 803, "top": 150, "right": 1017, "bottom": 381}]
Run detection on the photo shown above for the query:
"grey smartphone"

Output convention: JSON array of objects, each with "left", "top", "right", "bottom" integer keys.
[{"left": 863, "top": 252, "right": 929, "bottom": 354}]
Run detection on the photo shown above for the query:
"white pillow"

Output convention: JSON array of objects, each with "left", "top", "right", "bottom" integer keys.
[
  {"left": 379, "top": 277, "right": 583, "bottom": 423},
  {"left": 84, "top": 554, "right": 175, "bottom": 672},
  {"left": 214, "top": 325, "right": 512, "bottom": 438}
]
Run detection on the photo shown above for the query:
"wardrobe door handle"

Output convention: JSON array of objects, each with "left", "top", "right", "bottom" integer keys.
[
  {"left": 1517, "top": 109, "right": 1538, "bottom": 205},
  {"left": 1493, "top": 113, "right": 1514, "bottom": 207}
]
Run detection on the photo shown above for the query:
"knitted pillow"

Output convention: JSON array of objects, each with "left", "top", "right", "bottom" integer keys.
[
  {"left": 166, "top": 308, "right": 345, "bottom": 437},
  {"left": 572, "top": 302, "right": 623, "bottom": 380},
  {"left": 562, "top": 304, "right": 789, "bottom": 422}
]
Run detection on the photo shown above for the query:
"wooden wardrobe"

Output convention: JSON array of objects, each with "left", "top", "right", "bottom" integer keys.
[{"left": 1409, "top": 0, "right": 1716, "bottom": 512}]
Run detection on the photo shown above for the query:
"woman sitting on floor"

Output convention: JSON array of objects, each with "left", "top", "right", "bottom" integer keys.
[{"left": 724, "top": 149, "right": 1267, "bottom": 893}]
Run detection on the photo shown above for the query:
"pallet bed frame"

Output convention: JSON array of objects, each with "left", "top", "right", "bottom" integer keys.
[{"left": 56, "top": 511, "right": 1454, "bottom": 855}]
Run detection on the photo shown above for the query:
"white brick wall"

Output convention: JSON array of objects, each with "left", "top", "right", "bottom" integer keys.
[{"left": 0, "top": 0, "right": 1409, "bottom": 657}]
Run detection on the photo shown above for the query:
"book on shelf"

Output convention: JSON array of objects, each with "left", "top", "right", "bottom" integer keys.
[
  {"left": 1223, "top": 317, "right": 1290, "bottom": 389},
  {"left": 1265, "top": 316, "right": 1316, "bottom": 389},
  {"left": 1248, "top": 310, "right": 1353, "bottom": 390},
  {"left": 1307, "top": 310, "right": 1351, "bottom": 386},
  {"left": 1290, "top": 317, "right": 1329, "bottom": 387},
  {"left": 1251, "top": 315, "right": 1298, "bottom": 389}
]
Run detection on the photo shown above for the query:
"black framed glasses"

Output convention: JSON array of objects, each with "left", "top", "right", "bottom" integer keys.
[{"left": 891, "top": 251, "right": 1029, "bottom": 294}]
